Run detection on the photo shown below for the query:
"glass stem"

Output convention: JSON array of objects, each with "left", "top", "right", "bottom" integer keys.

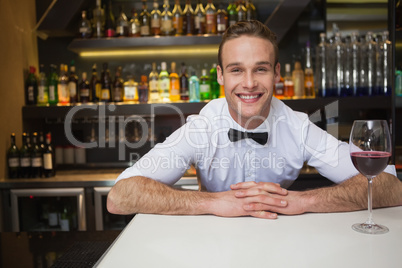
[{"left": 366, "top": 177, "right": 374, "bottom": 225}]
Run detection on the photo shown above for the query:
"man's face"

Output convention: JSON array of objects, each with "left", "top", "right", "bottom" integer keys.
[{"left": 217, "top": 35, "right": 280, "bottom": 129}]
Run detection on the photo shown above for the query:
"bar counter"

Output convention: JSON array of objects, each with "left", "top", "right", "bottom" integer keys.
[{"left": 96, "top": 207, "right": 402, "bottom": 268}]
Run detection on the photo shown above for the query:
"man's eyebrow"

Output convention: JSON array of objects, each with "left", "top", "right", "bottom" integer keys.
[
  {"left": 256, "top": 61, "right": 273, "bottom": 67},
  {"left": 224, "top": 62, "right": 241, "bottom": 70},
  {"left": 225, "top": 61, "right": 273, "bottom": 70}
]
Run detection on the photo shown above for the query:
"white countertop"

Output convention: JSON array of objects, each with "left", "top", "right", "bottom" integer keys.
[{"left": 96, "top": 206, "right": 402, "bottom": 268}]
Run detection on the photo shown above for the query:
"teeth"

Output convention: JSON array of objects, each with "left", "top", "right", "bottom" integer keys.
[{"left": 239, "top": 94, "right": 259, "bottom": 100}]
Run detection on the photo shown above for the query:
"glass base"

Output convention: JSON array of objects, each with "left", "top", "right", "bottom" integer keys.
[{"left": 352, "top": 222, "right": 389, "bottom": 235}]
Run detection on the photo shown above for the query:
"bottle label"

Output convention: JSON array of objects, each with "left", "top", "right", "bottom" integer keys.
[
  {"left": 161, "top": 20, "right": 173, "bottom": 32},
  {"left": 159, "top": 79, "right": 169, "bottom": 91},
  {"left": 149, "top": 80, "right": 158, "bottom": 90},
  {"left": 32, "top": 157, "right": 42, "bottom": 167},
  {"left": 8, "top": 158, "right": 19, "bottom": 168},
  {"left": 96, "top": 83, "right": 102, "bottom": 98},
  {"left": 38, "top": 85, "right": 46, "bottom": 102},
  {"left": 79, "top": 27, "right": 90, "bottom": 33},
  {"left": 200, "top": 84, "right": 210, "bottom": 93},
  {"left": 28, "top": 86, "right": 34, "bottom": 101},
  {"left": 80, "top": 89, "right": 90, "bottom": 97},
  {"left": 68, "top": 82, "right": 77, "bottom": 97},
  {"left": 124, "top": 86, "right": 137, "bottom": 100},
  {"left": 48, "top": 212, "right": 58, "bottom": 227},
  {"left": 20, "top": 157, "right": 30, "bottom": 167},
  {"left": 60, "top": 219, "right": 70, "bottom": 231},
  {"left": 217, "top": 23, "right": 226, "bottom": 32},
  {"left": 151, "top": 19, "right": 161, "bottom": 28},
  {"left": 140, "top": 26, "right": 150, "bottom": 35},
  {"left": 49, "top": 85, "right": 56, "bottom": 101},
  {"left": 101, "top": 89, "right": 110, "bottom": 100},
  {"left": 206, "top": 14, "right": 215, "bottom": 25},
  {"left": 43, "top": 153, "right": 53, "bottom": 170},
  {"left": 58, "top": 84, "right": 69, "bottom": 103}
]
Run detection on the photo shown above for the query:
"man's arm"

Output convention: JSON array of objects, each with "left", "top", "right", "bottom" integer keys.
[
  {"left": 106, "top": 176, "right": 287, "bottom": 218},
  {"left": 232, "top": 172, "right": 402, "bottom": 215}
]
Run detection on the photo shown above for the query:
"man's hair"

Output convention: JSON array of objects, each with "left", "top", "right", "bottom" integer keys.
[{"left": 218, "top": 20, "right": 279, "bottom": 72}]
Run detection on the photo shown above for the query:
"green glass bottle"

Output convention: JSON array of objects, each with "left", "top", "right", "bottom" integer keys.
[
  {"left": 200, "top": 68, "right": 211, "bottom": 100},
  {"left": 210, "top": 63, "right": 220, "bottom": 99}
]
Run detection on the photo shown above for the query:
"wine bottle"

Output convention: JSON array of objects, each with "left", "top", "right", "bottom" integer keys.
[
  {"left": 205, "top": 0, "right": 217, "bottom": 34},
  {"left": 283, "top": 63, "right": 294, "bottom": 98},
  {"left": 7, "top": 133, "right": 20, "bottom": 179},
  {"left": 227, "top": 1, "right": 238, "bottom": 26},
  {"left": 92, "top": 0, "right": 105, "bottom": 38},
  {"left": 105, "top": 0, "right": 116, "bottom": 37},
  {"left": 79, "top": 72, "right": 91, "bottom": 103},
  {"left": 19, "top": 132, "right": 31, "bottom": 178},
  {"left": 100, "top": 62, "right": 112, "bottom": 102},
  {"left": 90, "top": 64, "right": 101, "bottom": 102},
  {"left": 113, "top": 66, "right": 124, "bottom": 102},
  {"left": 48, "top": 64, "right": 59, "bottom": 105},
  {"left": 123, "top": 75, "right": 138, "bottom": 102},
  {"left": 200, "top": 68, "right": 211, "bottom": 100},
  {"left": 138, "top": 75, "right": 149, "bottom": 103},
  {"left": 43, "top": 132, "right": 55, "bottom": 178},
  {"left": 292, "top": 61, "right": 305, "bottom": 99},
  {"left": 161, "top": 0, "right": 174, "bottom": 36},
  {"left": 304, "top": 41, "right": 315, "bottom": 98},
  {"left": 182, "top": 0, "right": 195, "bottom": 35},
  {"left": 140, "top": 0, "right": 151, "bottom": 36},
  {"left": 189, "top": 71, "right": 200, "bottom": 102},
  {"left": 25, "top": 66, "right": 38, "bottom": 105},
  {"left": 79, "top": 10, "right": 92, "bottom": 38},
  {"left": 129, "top": 8, "right": 141, "bottom": 37},
  {"left": 58, "top": 64, "right": 69, "bottom": 105},
  {"left": 149, "top": 62, "right": 160, "bottom": 102},
  {"left": 180, "top": 62, "right": 189, "bottom": 101},
  {"left": 194, "top": 0, "right": 206, "bottom": 35},
  {"left": 30, "top": 132, "right": 43, "bottom": 178},
  {"left": 169, "top": 62, "right": 180, "bottom": 102},
  {"left": 159, "top": 62, "right": 170, "bottom": 102},
  {"left": 37, "top": 64, "right": 49, "bottom": 106},
  {"left": 116, "top": 6, "right": 129, "bottom": 37},
  {"left": 216, "top": 3, "right": 228, "bottom": 35},
  {"left": 151, "top": 0, "right": 161, "bottom": 35},
  {"left": 172, "top": 0, "right": 183, "bottom": 36},
  {"left": 68, "top": 62, "right": 79, "bottom": 104}
]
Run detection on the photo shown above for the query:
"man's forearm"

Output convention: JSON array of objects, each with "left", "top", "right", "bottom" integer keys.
[
  {"left": 301, "top": 172, "right": 402, "bottom": 213},
  {"left": 107, "top": 176, "right": 213, "bottom": 215}
]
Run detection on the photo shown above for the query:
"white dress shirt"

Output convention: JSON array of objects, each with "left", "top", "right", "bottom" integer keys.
[{"left": 116, "top": 97, "right": 396, "bottom": 191}]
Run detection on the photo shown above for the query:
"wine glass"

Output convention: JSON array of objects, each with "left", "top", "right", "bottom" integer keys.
[{"left": 349, "top": 120, "right": 392, "bottom": 234}]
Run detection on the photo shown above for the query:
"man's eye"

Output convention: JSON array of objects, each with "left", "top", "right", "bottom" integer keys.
[
  {"left": 256, "top": 68, "right": 268, "bottom": 72},
  {"left": 230, "top": 68, "right": 241, "bottom": 73}
]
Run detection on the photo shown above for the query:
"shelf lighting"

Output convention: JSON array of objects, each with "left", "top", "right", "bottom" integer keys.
[{"left": 79, "top": 45, "right": 219, "bottom": 58}]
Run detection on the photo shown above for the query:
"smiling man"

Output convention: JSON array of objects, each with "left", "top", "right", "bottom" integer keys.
[{"left": 107, "top": 21, "right": 402, "bottom": 219}]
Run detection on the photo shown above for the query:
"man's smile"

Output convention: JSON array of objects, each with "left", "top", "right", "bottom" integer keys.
[{"left": 236, "top": 93, "right": 263, "bottom": 102}]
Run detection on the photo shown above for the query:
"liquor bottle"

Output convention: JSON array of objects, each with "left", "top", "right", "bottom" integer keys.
[
  {"left": 332, "top": 32, "right": 345, "bottom": 97},
  {"left": 100, "top": 63, "right": 112, "bottom": 102},
  {"left": 189, "top": 71, "right": 200, "bottom": 102},
  {"left": 343, "top": 36, "right": 354, "bottom": 97},
  {"left": 79, "top": 10, "right": 92, "bottom": 38},
  {"left": 7, "top": 133, "right": 20, "bottom": 179},
  {"left": 43, "top": 132, "right": 55, "bottom": 177},
  {"left": 30, "top": 132, "right": 43, "bottom": 178},
  {"left": 245, "top": 0, "right": 256, "bottom": 21},
  {"left": 138, "top": 75, "right": 149, "bottom": 103},
  {"left": 60, "top": 203, "right": 71, "bottom": 231},
  {"left": 304, "top": 42, "right": 315, "bottom": 98},
  {"left": 159, "top": 62, "right": 170, "bottom": 102},
  {"left": 129, "top": 9, "right": 141, "bottom": 37},
  {"left": 205, "top": 0, "right": 217, "bottom": 34},
  {"left": 200, "top": 68, "right": 211, "bottom": 100},
  {"left": 172, "top": 0, "right": 183, "bottom": 35},
  {"left": 292, "top": 61, "right": 305, "bottom": 99},
  {"left": 123, "top": 75, "right": 138, "bottom": 102},
  {"left": 58, "top": 64, "right": 69, "bottom": 105},
  {"left": 347, "top": 32, "right": 360, "bottom": 97},
  {"left": 25, "top": 66, "right": 38, "bottom": 105},
  {"left": 90, "top": 64, "right": 101, "bottom": 102},
  {"left": 237, "top": 1, "right": 247, "bottom": 22},
  {"left": 315, "top": 32, "right": 329, "bottom": 97},
  {"left": 283, "top": 63, "right": 294, "bottom": 98},
  {"left": 149, "top": 62, "right": 160, "bottom": 102},
  {"left": 227, "top": 1, "right": 238, "bottom": 27},
  {"left": 210, "top": 63, "right": 220, "bottom": 99},
  {"left": 180, "top": 62, "right": 190, "bottom": 100},
  {"left": 116, "top": 6, "right": 129, "bottom": 37},
  {"left": 79, "top": 72, "right": 91, "bottom": 103},
  {"left": 140, "top": 0, "right": 151, "bottom": 36},
  {"left": 183, "top": 0, "right": 195, "bottom": 35},
  {"left": 105, "top": 0, "right": 116, "bottom": 37},
  {"left": 380, "top": 31, "right": 392, "bottom": 96},
  {"left": 68, "top": 62, "right": 79, "bottom": 104},
  {"left": 48, "top": 64, "right": 58, "bottom": 105},
  {"left": 37, "top": 64, "right": 49, "bottom": 106},
  {"left": 92, "top": 0, "right": 105, "bottom": 38},
  {"left": 19, "top": 132, "right": 31, "bottom": 178},
  {"left": 274, "top": 76, "right": 285, "bottom": 99},
  {"left": 161, "top": 0, "right": 174, "bottom": 36},
  {"left": 194, "top": 0, "right": 206, "bottom": 35},
  {"left": 113, "top": 66, "right": 124, "bottom": 102},
  {"left": 216, "top": 3, "right": 228, "bottom": 35},
  {"left": 151, "top": 0, "right": 161, "bottom": 35},
  {"left": 169, "top": 62, "right": 180, "bottom": 102}
]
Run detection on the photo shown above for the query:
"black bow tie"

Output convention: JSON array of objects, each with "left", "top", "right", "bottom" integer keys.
[{"left": 228, "top": 128, "right": 268, "bottom": 145}]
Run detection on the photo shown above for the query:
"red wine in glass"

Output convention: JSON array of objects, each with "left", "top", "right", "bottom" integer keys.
[{"left": 351, "top": 151, "right": 391, "bottom": 178}]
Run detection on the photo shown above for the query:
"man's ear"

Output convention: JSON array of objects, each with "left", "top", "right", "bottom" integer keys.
[
  {"left": 217, "top": 65, "right": 224, "bottom": 85},
  {"left": 274, "top": 62, "right": 281, "bottom": 83}
]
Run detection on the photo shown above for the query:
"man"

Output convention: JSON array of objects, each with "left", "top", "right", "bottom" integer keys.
[{"left": 107, "top": 20, "right": 402, "bottom": 219}]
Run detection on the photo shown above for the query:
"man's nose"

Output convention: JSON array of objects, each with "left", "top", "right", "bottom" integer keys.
[{"left": 242, "top": 72, "right": 257, "bottom": 89}]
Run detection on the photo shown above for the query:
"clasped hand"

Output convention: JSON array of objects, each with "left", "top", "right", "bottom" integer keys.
[{"left": 230, "top": 181, "right": 289, "bottom": 219}]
